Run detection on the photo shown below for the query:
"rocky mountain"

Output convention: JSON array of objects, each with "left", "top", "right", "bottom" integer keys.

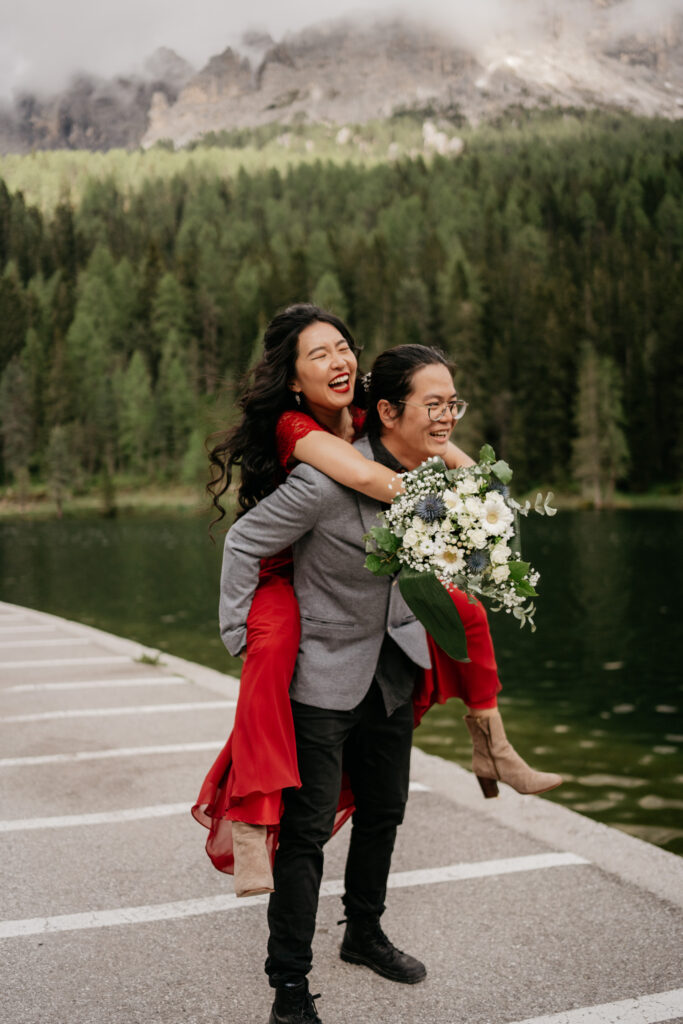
[
  {"left": 143, "top": 15, "right": 683, "bottom": 148},
  {"left": 1, "top": 9, "right": 681, "bottom": 155},
  {"left": 0, "top": 48, "right": 194, "bottom": 154}
]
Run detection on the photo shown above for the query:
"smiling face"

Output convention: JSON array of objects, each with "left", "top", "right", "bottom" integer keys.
[
  {"left": 379, "top": 362, "right": 458, "bottom": 469},
  {"left": 290, "top": 320, "right": 358, "bottom": 417}
]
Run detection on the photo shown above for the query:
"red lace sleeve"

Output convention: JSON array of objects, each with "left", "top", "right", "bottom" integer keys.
[{"left": 276, "top": 411, "right": 327, "bottom": 470}]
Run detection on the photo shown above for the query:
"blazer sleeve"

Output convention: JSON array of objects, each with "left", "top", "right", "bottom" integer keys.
[{"left": 219, "top": 466, "right": 322, "bottom": 656}]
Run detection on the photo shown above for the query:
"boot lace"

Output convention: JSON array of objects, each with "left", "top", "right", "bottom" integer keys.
[{"left": 302, "top": 990, "right": 321, "bottom": 1023}]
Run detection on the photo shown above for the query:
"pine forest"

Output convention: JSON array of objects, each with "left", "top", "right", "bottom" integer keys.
[{"left": 1, "top": 111, "right": 682, "bottom": 513}]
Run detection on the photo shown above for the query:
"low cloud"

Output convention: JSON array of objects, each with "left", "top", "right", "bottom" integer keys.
[{"left": 1, "top": 0, "right": 681, "bottom": 100}]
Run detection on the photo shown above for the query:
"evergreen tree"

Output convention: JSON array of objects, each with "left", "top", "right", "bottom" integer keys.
[
  {"left": 0, "top": 262, "right": 27, "bottom": 371},
  {"left": 572, "top": 343, "right": 630, "bottom": 507},
  {"left": 118, "top": 350, "right": 153, "bottom": 472},
  {"left": 46, "top": 424, "right": 75, "bottom": 516},
  {"left": 0, "top": 355, "right": 32, "bottom": 497},
  {"left": 156, "top": 331, "right": 196, "bottom": 467},
  {"left": 312, "top": 271, "right": 348, "bottom": 320}
]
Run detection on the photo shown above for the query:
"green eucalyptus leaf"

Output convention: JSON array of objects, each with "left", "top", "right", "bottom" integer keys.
[
  {"left": 370, "top": 526, "right": 400, "bottom": 553},
  {"left": 507, "top": 560, "right": 530, "bottom": 582},
  {"left": 365, "top": 551, "right": 400, "bottom": 577},
  {"left": 491, "top": 459, "right": 513, "bottom": 485},
  {"left": 398, "top": 568, "right": 469, "bottom": 662},
  {"left": 379, "top": 555, "right": 401, "bottom": 576},
  {"left": 365, "top": 553, "right": 384, "bottom": 574},
  {"left": 413, "top": 456, "right": 447, "bottom": 477},
  {"left": 479, "top": 443, "right": 496, "bottom": 464},
  {"left": 513, "top": 578, "right": 538, "bottom": 597}
]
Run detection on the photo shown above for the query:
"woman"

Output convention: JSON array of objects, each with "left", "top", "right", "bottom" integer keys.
[{"left": 193, "top": 304, "right": 561, "bottom": 895}]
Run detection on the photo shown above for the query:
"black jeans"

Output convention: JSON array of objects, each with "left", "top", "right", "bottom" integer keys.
[{"left": 265, "top": 680, "right": 414, "bottom": 986}]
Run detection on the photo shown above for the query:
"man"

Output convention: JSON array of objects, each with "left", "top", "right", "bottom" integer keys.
[{"left": 220, "top": 345, "right": 459, "bottom": 1024}]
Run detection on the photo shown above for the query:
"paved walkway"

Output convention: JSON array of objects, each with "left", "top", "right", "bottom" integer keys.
[{"left": 0, "top": 600, "right": 681, "bottom": 1024}]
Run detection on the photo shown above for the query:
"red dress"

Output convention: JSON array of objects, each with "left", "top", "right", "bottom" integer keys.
[{"left": 192, "top": 410, "right": 501, "bottom": 874}]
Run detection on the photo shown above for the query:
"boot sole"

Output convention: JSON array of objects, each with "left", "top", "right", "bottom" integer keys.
[{"left": 340, "top": 947, "right": 427, "bottom": 984}]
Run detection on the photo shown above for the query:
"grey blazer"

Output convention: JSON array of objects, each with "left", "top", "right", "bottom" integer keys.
[{"left": 219, "top": 436, "right": 431, "bottom": 710}]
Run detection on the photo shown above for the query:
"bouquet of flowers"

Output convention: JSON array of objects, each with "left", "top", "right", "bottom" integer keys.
[{"left": 364, "top": 444, "right": 556, "bottom": 661}]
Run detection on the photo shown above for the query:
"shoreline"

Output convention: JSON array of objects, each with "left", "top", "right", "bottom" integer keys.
[{"left": 2, "top": 484, "right": 681, "bottom": 519}]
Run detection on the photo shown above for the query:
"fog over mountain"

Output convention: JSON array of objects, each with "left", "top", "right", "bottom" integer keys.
[
  {"left": 1, "top": 1, "right": 682, "bottom": 153},
  {"left": 3, "top": 0, "right": 682, "bottom": 99}
]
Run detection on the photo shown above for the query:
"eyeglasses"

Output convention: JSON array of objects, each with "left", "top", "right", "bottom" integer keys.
[{"left": 397, "top": 399, "right": 468, "bottom": 422}]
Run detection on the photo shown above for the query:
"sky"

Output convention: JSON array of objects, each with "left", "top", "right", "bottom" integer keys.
[{"left": 1, "top": 0, "right": 682, "bottom": 100}]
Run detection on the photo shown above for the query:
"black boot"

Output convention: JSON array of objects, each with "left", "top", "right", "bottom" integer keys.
[
  {"left": 339, "top": 917, "right": 427, "bottom": 984},
  {"left": 268, "top": 979, "right": 322, "bottom": 1024}
]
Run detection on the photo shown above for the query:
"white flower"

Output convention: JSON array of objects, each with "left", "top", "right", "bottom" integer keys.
[
  {"left": 464, "top": 496, "right": 482, "bottom": 517},
  {"left": 481, "top": 493, "right": 514, "bottom": 535},
  {"left": 417, "top": 538, "right": 435, "bottom": 557},
  {"left": 490, "top": 543, "right": 512, "bottom": 565},
  {"left": 431, "top": 533, "right": 447, "bottom": 555},
  {"left": 492, "top": 564, "right": 510, "bottom": 583},
  {"left": 467, "top": 527, "right": 488, "bottom": 549},
  {"left": 433, "top": 546, "right": 465, "bottom": 574},
  {"left": 403, "top": 528, "right": 419, "bottom": 548},
  {"left": 458, "top": 477, "right": 479, "bottom": 495},
  {"left": 443, "top": 488, "right": 461, "bottom": 511},
  {"left": 412, "top": 516, "right": 428, "bottom": 533}
]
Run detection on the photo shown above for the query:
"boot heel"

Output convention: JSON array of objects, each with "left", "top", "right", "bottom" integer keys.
[{"left": 477, "top": 776, "right": 499, "bottom": 799}]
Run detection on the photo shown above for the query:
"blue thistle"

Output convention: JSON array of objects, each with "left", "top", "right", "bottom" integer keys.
[
  {"left": 415, "top": 494, "right": 447, "bottom": 523},
  {"left": 488, "top": 479, "right": 510, "bottom": 498},
  {"left": 466, "top": 550, "right": 489, "bottom": 573}
]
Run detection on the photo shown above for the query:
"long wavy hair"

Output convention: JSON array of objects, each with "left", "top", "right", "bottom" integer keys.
[{"left": 208, "top": 303, "right": 363, "bottom": 529}]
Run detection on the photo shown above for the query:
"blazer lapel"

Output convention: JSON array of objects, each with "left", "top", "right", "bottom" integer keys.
[
  {"left": 352, "top": 436, "right": 387, "bottom": 537},
  {"left": 357, "top": 492, "right": 385, "bottom": 537}
]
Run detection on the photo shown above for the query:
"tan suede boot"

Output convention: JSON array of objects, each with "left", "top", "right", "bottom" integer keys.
[
  {"left": 231, "top": 822, "right": 274, "bottom": 897},
  {"left": 464, "top": 710, "right": 563, "bottom": 798}
]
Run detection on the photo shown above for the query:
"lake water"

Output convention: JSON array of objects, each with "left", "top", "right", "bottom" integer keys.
[{"left": 2, "top": 511, "right": 681, "bottom": 854}]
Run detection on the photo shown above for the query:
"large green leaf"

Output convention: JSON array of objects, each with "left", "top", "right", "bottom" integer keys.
[{"left": 398, "top": 568, "right": 469, "bottom": 662}]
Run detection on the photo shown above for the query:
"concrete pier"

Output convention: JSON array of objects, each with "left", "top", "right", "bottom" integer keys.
[{"left": 0, "top": 601, "right": 681, "bottom": 1024}]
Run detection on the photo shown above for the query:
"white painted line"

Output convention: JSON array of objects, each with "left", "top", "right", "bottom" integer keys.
[
  {"left": 386, "top": 852, "right": 588, "bottom": 888},
  {"left": 408, "top": 781, "right": 431, "bottom": 792},
  {"left": 0, "top": 789, "right": 426, "bottom": 831},
  {"left": 0, "top": 625, "right": 56, "bottom": 635},
  {"left": 0, "top": 700, "right": 236, "bottom": 723},
  {"left": 0, "top": 803, "right": 189, "bottom": 833},
  {"left": 0, "top": 638, "right": 92, "bottom": 648},
  {"left": 506, "top": 988, "right": 683, "bottom": 1024},
  {"left": 5, "top": 676, "right": 187, "bottom": 693},
  {"left": 0, "top": 740, "right": 223, "bottom": 768},
  {"left": 0, "top": 853, "right": 589, "bottom": 938},
  {"left": 0, "top": 656, "right": 131, "bottom": 669}
]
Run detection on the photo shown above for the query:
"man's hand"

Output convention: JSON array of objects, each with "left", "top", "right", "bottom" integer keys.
[{"left": 239, "top": 649, "right": 247, "bottom": 662}]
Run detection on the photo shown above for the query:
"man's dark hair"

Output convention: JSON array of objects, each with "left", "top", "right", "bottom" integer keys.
[{"left": 365, "top": 344, "right": 453, "bottom": 438}]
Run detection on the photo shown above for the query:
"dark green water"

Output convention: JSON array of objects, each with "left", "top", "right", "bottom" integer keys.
[{"left": 2, "top": 511, "right": 681, "bottom": 854}]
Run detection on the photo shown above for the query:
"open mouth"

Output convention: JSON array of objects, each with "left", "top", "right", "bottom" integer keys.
[
  {"left": 329, "top": 373, "right": 351, "bottom": 392},
  {"left": 429, "top": 428, "right": 449, "bottom": 441}
]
